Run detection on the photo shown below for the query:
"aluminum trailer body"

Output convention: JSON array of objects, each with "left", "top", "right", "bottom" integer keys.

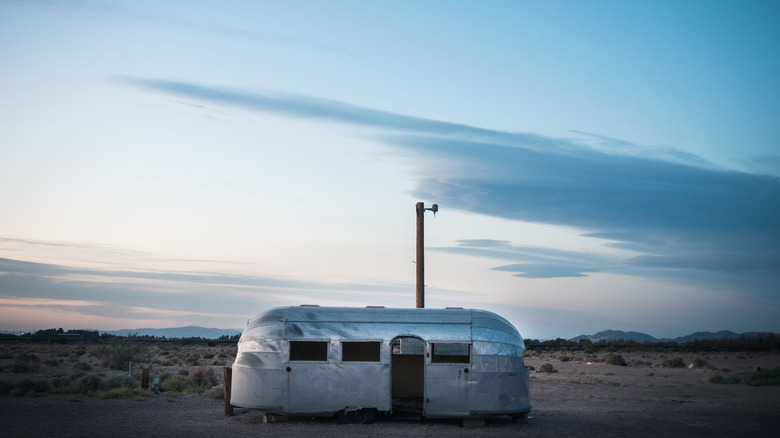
[{"left": 231, "top": 305, "right": 531, "bottom": 420}]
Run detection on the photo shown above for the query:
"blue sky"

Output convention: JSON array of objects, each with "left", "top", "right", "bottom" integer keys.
[{"left": 1, "top": 0, "right": 778, "bottom": 339}]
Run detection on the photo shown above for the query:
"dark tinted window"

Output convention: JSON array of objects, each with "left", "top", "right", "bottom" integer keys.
[
  {"left": 342, "top": 342, "right": 381, "bottom": 362},
  {"left": 431, "top": 343, "right": 470, "bottom": 363},
  {"left": 289, "top": 341, "right": 328, "bottom": 361}
]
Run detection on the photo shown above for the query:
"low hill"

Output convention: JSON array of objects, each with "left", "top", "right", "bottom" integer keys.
[{"left": 570, "top": 329, "right": 659, "bottom": 343}]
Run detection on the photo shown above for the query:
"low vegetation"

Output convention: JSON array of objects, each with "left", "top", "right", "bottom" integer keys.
[
  {"left": 539, "top": 363, "right": 555, "bottom": 373},
  {"left": 525, "top": 333, "right": 780, "bottom": 353},
  {"left": 602, "top": 353, "right": 627, "bottom": 366},
  {"left": 710, "top": 367, "right": 780, "bottom": 386},
  {"left": 0, "top": 336, "right": 236, "bottom": 400}
]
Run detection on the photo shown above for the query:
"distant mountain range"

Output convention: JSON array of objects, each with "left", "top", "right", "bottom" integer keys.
[
  {"left": 569, "top": 329, "right": 776, "bottom": 343},
  {"left": 5, "top": 326, "right": 773, "bottom": 342},
  {"left": 100, "top": 326, "right": 242, "bottom": 339}
]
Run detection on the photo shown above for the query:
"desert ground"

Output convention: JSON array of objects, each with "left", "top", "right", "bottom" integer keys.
[{"left": 1, "top": 342, "right": 779, "bottom": 437}]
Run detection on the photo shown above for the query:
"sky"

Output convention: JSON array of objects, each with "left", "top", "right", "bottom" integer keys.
[{"left": 1, "top": 0, "right": 779, "bottom": 340}]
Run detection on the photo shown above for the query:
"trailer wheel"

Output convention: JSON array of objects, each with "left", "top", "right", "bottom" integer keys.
[{"left": 338, "top": 408, "right": 378, "bottom": 424}]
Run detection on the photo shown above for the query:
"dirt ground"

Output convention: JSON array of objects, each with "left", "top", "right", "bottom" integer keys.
[{"left": 2, "top": 344, "right": 779, "bottom": 437}]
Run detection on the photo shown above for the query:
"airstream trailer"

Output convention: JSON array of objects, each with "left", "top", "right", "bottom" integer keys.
[{"left": 230, "top": 305, "right": 531, "bottom": 423}]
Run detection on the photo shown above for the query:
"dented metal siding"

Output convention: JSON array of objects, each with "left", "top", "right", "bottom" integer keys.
[{"left": 231, "top": 306, "right": 531, "bottom": 417}]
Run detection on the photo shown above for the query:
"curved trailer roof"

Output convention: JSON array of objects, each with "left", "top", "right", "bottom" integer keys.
[{"left": 240, "top": 306, "right": 526, "bottom": 356}]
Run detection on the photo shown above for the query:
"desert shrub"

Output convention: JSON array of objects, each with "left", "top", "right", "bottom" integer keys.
[
  {"left": 103, "top": 373, "right": 137, "bottom": 390},
  {"left": 11, "top": 379, "right": 49, "bottom": 396},
  {"left": 207, "top": 341, "right": 216, "bottom": 347},
  {"left": 205, "top": 384, "right": 225, "bottom": 399},
  {"left": 603, "top": 353, "right": 627, "bottom": 366},
  {"left": 185, "top": 354, "right": 200, "bottom": 366},
  {"left": 44, "top": 358, "right": 60, "bottom": 367},
  {"left": 203, "top": 353, "right": 215, "bottom": 359},
  {"left": 212, "top": 359, "right": 227, "bottom": 366},
  {"left": 51, "top": 377, "right": 70, "bottom": 388},
  {"left": 539, "top": 363, "right": 555, "bottom": 373},
  {"left": 663, "top": 357, "right": 686, "bottom": 368},
  {"left": 161, "top": 375, "right": 188, "bottom": 392},
  {"left": 0, "top": 350, "right": 13, "bottom": 360},
  {"left": 743, "top": 367, "right": 780, "bottom": 386},
  {"left": 12, "top": 352, "right": 41, "bottom": 373},
  {"left": 96, "top": 338, "right": 147, "bottom": 370},
  {"left": 73, "top": 362, "right": 92, "bottom": 371},
  {"left": 178, "top": 369, "right": 189, "bottom": 376},
  {"left": 161, "top": 360, "right": 174, "bottom": 366},
  {"left": 191, "top": 367, "right": 219, "bottom": 387},
  {"left": 0, "top": 380, "right": 13, "bottom": 394},
  {"left": 97, "top": 387, "right": 151, "bottom": 400},
  {"left": 78, "top": 375, "right": 104, "bottom": 393},
  {"left": 559, "top": 355, "right": 570, "bottom": 362},
  {"left": 49, "top": 377, "right": 81, "bottom": 394},
  {"left": 710, "top": 374, "right": 742, "bottom": 384},
  {"left": 690, "top": 358, "right": 709, "bottom": 369}
]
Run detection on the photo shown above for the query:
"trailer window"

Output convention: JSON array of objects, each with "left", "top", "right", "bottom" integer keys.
[
  {"left": 392, "top": 337, "right": 425, "bottom": 355},
  {"left": 289, "top": 341, "right": 328, "bottom": 361},
  {"left": 342, "top": 342, "right": 381, "bottom": 362},
  {"left": 431, "top": 343, "right": 470, "bottom": 363}
]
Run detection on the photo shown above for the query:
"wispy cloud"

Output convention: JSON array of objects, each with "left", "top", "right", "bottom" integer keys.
[
  {"left": 0, "top": 254, "right": 409, "bottom": 330},
  {"left": 121, "top": 78, "right": 780, "bottom": 297}
]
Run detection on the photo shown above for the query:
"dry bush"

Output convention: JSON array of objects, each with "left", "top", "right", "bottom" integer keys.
[
  {"left": 10, "top": 379, "right": 50, "bottom": 396},
  {"left": 184, "top": 354, "right": 201, "bottom": 366},
  {"left": 603, "top": 353, "right": 627, "bottom": 366},
  {"left": 191, "top": 367, "right": 219, "bottom": 387},
  {"left": 97, "top": 387, "right": 151, "bottom": 400},
  {"left": 743, "top": 366, "right": 780, "bottom": 386},
  {"left": 73, "top": 361, "right": 91, "bottom": 371},
  {"left": 12, "top": 352, "right": 41, "bottom": 373},
  {"left": 96, "top": 339, "right": 149, "bottom": 370},
  {"left": 710, "top": 374, "right": 742, "bottom": 384},
  {"left": 663, "top": 357, "right": 686, "bottom": 368},
  {"left": 160, "top": 375, "right": 188, "bottom": 392},
  {"left": 206, "top": 384, "right": 225, "bottom": 399},
  {"left": 539, "top": 363, "right": 555, "bottom": 373},
  {"left": 0, "top": 380, "right": 13, "bottom": 394},
  {"left": 77, "top": 375, "right": 104, "bottom": 393}
]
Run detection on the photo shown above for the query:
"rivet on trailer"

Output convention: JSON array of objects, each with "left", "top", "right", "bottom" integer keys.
[{"left": 230, "top": 305, "right": 531, "bottom": 426}]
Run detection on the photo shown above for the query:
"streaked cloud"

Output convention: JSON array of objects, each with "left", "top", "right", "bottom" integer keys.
[
  {"left": 122, "top": 79, "right": 780, "bottom": 298},
  {"left": 0, "top": 253, "right": 410, "bottom": 330}
]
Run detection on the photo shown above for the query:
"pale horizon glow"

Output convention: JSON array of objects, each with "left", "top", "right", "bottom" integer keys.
[{"left": 1, "top": 1, "right": 779, "bottom": 340}]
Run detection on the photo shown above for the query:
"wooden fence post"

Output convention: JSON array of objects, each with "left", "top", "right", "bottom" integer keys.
[
  {"left": 223, "top": 367, "right": 233, "bottom": 416},
  {"left": 142, "top": 368, "right": 149, "bottom": 390}
]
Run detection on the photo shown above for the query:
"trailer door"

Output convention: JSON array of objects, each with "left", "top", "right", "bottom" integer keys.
[
  {"left": 425, "top": 342, "right": 471, "bottom": 416},
  {"left": 391, "top": 336, "right": 426, "bottom": 416}
]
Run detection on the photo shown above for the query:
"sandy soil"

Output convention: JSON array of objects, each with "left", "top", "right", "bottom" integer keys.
[{"left": 2, "top": 344, "right": 779, "bottom": 437}]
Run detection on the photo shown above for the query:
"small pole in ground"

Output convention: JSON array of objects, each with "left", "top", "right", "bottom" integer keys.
[
  {"left": 142, "top": 368, "right": 149, "bottom": 390},
  {"left": 223, "top": 367, "right": 233, "bottom": 416}
]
